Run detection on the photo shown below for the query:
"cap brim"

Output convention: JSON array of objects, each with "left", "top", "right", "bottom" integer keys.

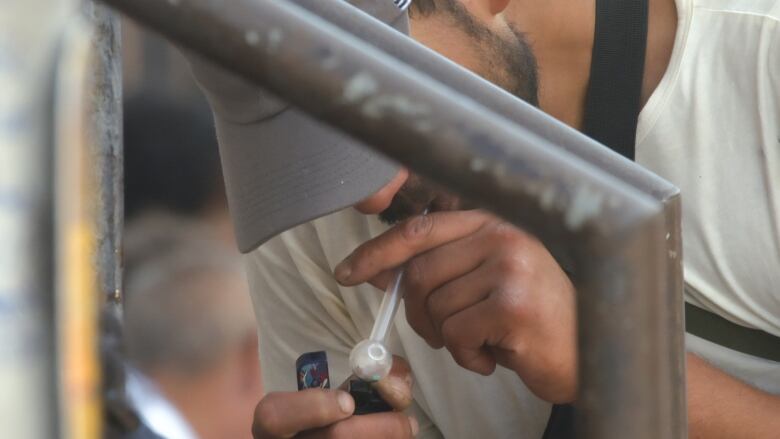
[
  {"left": 215, "top": 3, "right": 409, "bottom": 252},
  {"left": 216, "top": 110, "right": 398, "bottom": 253}
]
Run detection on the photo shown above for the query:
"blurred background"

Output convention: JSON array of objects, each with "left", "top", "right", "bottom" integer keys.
[
  {"left": 120, "top": 18, "right": 261, "bottom": 439},
  {"left": 0, "top": 3, "right": 261, "bottom": 438}
]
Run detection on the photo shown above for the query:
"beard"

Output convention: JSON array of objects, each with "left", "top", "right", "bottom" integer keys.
[{"left": 379, "top": 6, "right": 540, "bottom": 225}]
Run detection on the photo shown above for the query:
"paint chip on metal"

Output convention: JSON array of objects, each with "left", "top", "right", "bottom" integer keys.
[
  {"left": 343, "top": 73, "right": 379, "bottom": 103},
  {"left": 244, "top": 31, "right": 260, "bottom": 46},
  {"left": 267, "top": 28, "right": 283, "bottom": 53},
  {"left": 565, "top": 185, "right": 604, "bottom": 230}
]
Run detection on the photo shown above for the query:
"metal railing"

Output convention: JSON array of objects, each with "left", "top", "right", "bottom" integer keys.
[
  {"left": 54, "top": 2, "right": 124, "bottom": 437},
  {"left": 98, "top": 0, "right": 686, "bottom": 437},
  {"left": 0, "top": 1, "right": 124, "bottom": 437}
]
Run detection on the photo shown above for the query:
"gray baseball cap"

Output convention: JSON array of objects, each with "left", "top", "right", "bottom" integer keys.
[{"left": 197, "top": 2, "right": 409, "bottom": 253}]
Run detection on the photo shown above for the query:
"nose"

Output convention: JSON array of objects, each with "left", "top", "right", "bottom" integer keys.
[{"left": 353, "top": 168, "right": 408, "bottom": 214}]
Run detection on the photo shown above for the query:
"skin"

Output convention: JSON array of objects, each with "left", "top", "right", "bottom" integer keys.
[
  {"left": 505, "top": 0, "right": 677, "bottom": 129},
  {"left": 335, "top": 210, "right": 577, "bottom": 403},
  {"left": 146, "top": 274, "right": 263, "bottom": 439},
  {"left": 254, "top": 0, "right": 780, "bottom": 437},
  {"left": 252, "top": 3, "right": 530, "bottom": 438},
  {"left": 252, "top": 357, "right": 417, "bottom": 439},
  {"left": 152, "top": 335, "right": 261, "bottom": 439}
]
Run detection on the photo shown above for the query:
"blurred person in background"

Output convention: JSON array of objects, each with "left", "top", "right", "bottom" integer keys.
[
  {"left": 122, "top": 91, "right": 261, "bottom": 438},
  {"left": 123, "top": 91, "right": 234, "bottom": 245},
  {"left": 123, "top": 236, "right": 261, "bottom": 439}
]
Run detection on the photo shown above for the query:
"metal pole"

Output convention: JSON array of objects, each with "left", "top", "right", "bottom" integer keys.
[
  {"left": 84, "top": 0, "right": 124, "bottom": 315},
  {"left": 100, "top": 0, "right": 679, "bottom": 437},
  {"left": 83, "top": 2, "right": 127, "bottom": 437},
  {"left": 242, "top": 4, "right": 689, "bottom": 432},
  {"left": 665, "top": 193, "right": 687, "bottom": 438},
  {"left": 54, "top": 2, "right": 123, "bottom": 436}
]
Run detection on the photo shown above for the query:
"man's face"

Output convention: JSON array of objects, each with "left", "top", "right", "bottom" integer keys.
[{"left": 366, "top": 0, "right": 540, "bottom": 224}]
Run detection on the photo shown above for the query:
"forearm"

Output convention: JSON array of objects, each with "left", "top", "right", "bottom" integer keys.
[{"left": 687, "top": 353, "right": 780, "bottom": 438}]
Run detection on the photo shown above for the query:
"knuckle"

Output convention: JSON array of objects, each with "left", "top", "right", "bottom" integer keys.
[
  {"left": 489, "top": 221, "right": 520, "bottom": 241},
  {"left": 400, "top": 214, "right": 433, "bottom": 243},
  {"left": 488, "top": 222, "right": 533, "bottom": 250},
  {"left": 494, "top": 253, "right": 526, "bottom": 277},
  {"left": 492, "top": 286, "right": 527, "bottom": 319}
]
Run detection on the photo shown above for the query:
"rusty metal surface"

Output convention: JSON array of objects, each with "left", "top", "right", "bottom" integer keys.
[
  {"left": 248, "top": 6, "right": 688, "bottom": 433},
  {"left": 84, "top": 1, "right": 124, "bottom": 311},
  {"left": 665, "top": 193, "right": 687, "bottom": 438},
  {"left": 293, "top": 0, "right": 677, "bottom": 195},
  {"left": 54, "top": 4, "right": 124, "bottom": 437},
  {"left": 99, "top": 0, "right": 684, "bottom": 437},
  {"left": 55, "top": 13, "right": 105, "bottom": 438}
]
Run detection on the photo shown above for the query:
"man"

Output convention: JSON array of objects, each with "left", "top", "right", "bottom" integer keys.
[
  {"left": 189, "top": 0, "right": 780, "bottom": 437},
  {"left": 123, "top": 232, "right": 262, "bottom": 439}
]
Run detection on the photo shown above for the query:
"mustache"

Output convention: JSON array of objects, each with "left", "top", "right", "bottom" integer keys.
[{"left": 378, "top": 176, "right": 469, "bottom": 225}]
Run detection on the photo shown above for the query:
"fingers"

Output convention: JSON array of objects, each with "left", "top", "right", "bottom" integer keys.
[
  {"left": 298, "top": 413, "right": 418, "bottom": 439},
  {"left": 398, "top": 241, "right": 489, "bottom": 346},
  {"left": 420, "top": 267, "right": 493, "bottom": 348},
  {"left": 335, "top": 211, "right": 493, "bottom": 286},
  {"left": 440, "top": 298, "right": 507, "bottom": 376},
  {"left": 252, "top": 389, "right": 354, "bottom": 439},
  {"left": 373, "top": 356, "right": 414, "bottom": 411},
  {"left": 338, "top": 356, "right": 414, "bottom": 411}
]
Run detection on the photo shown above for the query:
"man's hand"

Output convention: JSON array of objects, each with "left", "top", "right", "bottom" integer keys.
[
  {"left": 252, "top": 357, "right": 418, "bottom": 438},
  {"left": 335, "top": 210, "right": 578, "bottom": 403}
]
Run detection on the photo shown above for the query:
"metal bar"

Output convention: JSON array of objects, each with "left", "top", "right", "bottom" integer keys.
[
  {"left": 84, "top": 0, "right": 124, "bottom": 313},
  {"left": 53, "top": 3, "right": 124, "bottom": 435},
  {"left": 100, "top": 0, "right": 678, "bottom": 437},
  {"left": 82, "top": 2, "right": 128, "bottom": 437},
  {"left": 665, "top": 193, "right": 687, "bottom": 438},
  {"left": 241, "top": 3, "right": 688, "bottom": 433},
  {"left": 293, "top": 0, "right": 674, "bottom": 193}
]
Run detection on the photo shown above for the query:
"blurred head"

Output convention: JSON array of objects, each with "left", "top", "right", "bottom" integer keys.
[
  {"left": 356, "top": 0, "right": 540, "bottom": 223},
  {"left": 124, "top": 234, "right": 260, "bottom": 439}
]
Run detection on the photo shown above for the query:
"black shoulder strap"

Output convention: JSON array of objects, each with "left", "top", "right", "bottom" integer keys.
[
  {"left": 582, "top": 0, "right": 649, "bottom": 160},
  {"left": 544, "top": 2, "right": 648, "bottom": 438}
]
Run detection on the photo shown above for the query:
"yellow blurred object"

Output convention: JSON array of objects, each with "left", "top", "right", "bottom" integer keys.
[{"left": 54, "top": 15, "right": 106, "bottom": 439}]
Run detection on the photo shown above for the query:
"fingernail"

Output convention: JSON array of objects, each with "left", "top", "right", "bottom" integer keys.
[
  {"left": 408, "top": 417, "right": 419, "bottom": 436},
  {"left": 337, "top": 391, "right": 354, "bottom": 414},
  {"left": 334, "top": 259, "right": 352, "bottom": 283}
]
